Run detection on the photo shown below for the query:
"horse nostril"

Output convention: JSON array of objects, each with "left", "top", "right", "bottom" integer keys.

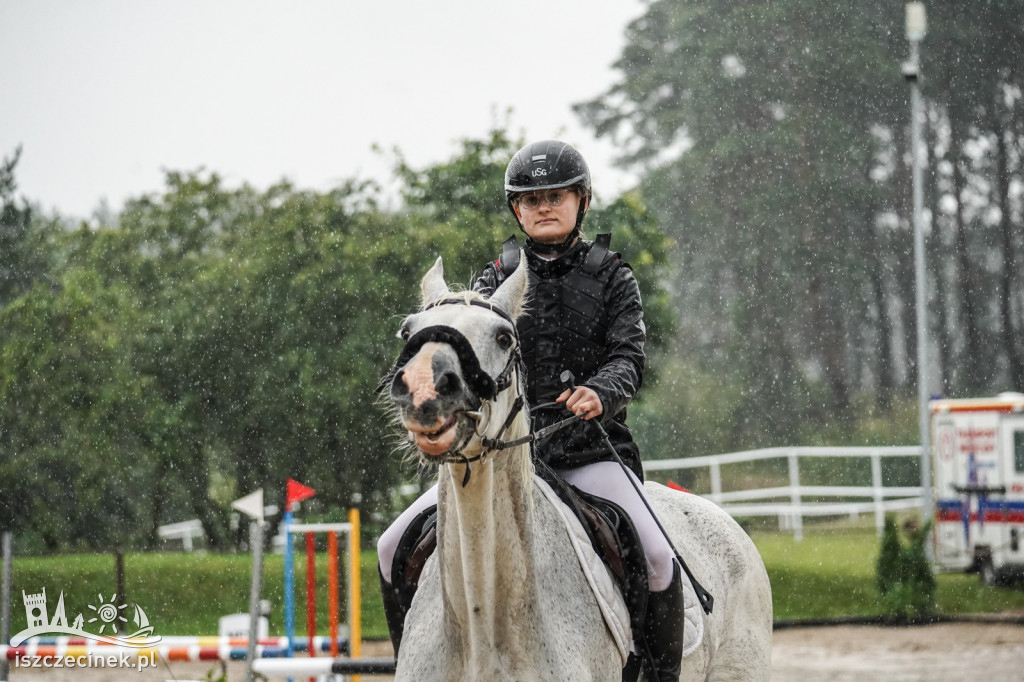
[
  {"left": 436, "top": 371, "right": 462, "bottom": 396},
  {"left": 392, "top": 371, "right": 410, "bottom": 397}
]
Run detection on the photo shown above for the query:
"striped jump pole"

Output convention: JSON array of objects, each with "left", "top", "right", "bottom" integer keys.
[
  {"left": 252, "top": 657, "right": 396, "bottom": 678},
  {"left": 1, "top": 636, "right": 347, "bottom": 664}
]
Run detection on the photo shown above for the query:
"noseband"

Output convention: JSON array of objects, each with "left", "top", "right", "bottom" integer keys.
[{"left": 383, "top": 298, "right": 528, "bottom": 485}]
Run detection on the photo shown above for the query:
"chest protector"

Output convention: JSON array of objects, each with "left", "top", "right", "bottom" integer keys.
[{"left": 497, "top": 234, "right": 620, "bottom": 405}]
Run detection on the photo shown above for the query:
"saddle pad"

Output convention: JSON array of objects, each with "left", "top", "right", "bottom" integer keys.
[
  {"left": 535, "top": 476, "right": 706, "bottom": 663},
  {"left": 535, "top": 476, "right": 633, "bottom": 665}
]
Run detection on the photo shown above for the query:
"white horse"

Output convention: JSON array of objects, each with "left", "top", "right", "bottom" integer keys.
[{"left": 384, "top": 257, "right": 772, "bottom": 681}]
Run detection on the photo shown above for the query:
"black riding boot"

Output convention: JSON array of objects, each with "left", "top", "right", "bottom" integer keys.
[
  {"left": 378, "top": 566, "right": 406, "bottom": 657},
  {"left": 642, "top": 561, "right": 685, "bottom": 682}
]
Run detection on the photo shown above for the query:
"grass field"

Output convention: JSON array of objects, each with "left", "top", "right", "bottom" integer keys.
[
  {"left": 751, "top": 528, "right": 1024, "bottom": 620},
  {"left": 7, "top": 528, "right": 1024, "bottom": 639}
]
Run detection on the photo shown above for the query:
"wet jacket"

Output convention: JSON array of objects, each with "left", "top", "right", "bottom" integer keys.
[{"left": 474, "top": 235, "right": 646, "bottom": 479}]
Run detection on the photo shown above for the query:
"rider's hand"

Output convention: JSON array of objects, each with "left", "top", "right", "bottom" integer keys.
[{"left": 556, "top": 386, "right": 603, "bottom": 420}]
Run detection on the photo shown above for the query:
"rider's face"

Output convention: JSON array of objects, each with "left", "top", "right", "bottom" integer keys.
[{"left": 513, "top": 188, "right": 584, "bottom": 244}]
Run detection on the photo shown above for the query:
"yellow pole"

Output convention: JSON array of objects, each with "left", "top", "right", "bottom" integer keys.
[{"left": 348, "top": 508, "right": 361, "bottom": 681}]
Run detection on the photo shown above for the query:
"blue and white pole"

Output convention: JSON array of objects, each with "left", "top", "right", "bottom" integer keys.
[{"left": 282, "top": 507, "right": 295, "bottom": 682}]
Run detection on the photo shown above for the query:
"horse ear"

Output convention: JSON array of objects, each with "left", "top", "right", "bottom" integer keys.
[
  {"left": 488, "top": 251, "right": 528, "bottom": 320},
  {"left": 421, "top": 256, "right": 449, "bottom": 307}
]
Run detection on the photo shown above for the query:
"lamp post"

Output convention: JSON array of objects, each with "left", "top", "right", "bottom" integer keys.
[{"left": 903, "top": 2, "right": 932, "bottom": 538}]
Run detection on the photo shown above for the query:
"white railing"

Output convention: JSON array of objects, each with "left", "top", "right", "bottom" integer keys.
[
  {"left": 643, "top": 446, "right": 923, "bottom": 540},
  {"left": 157, "top": 519, "right": 205, "bottom": 551}
]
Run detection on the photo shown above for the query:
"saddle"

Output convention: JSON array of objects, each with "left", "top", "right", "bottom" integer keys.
[{"left": 389, "top": 463, "right": 650, "bottom": 652}]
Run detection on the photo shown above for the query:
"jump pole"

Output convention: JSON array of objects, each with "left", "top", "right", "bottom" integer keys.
[
  {"left": 327, "top": 532, "right": 339, "bottom": 658},
  {"left": 348, "top": 508, "right": 361, "bottom": 667},
  {"left": 282, "top": 478, "right": 317, "bottom": 669},
  {"left": 305, "top": 530, "right": 316, "bottom": 668},
  {"left": 287, "top": 524, "right": 353, "bottom": 669}
]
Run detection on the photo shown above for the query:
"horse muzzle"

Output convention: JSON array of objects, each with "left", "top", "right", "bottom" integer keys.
[{"left": 390, "top": 340, "right": 480, "bottom": 458}]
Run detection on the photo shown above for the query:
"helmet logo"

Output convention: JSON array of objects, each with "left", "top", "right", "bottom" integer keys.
[{"left": 531, "top": 168, "right": 548, "bottom": 177}]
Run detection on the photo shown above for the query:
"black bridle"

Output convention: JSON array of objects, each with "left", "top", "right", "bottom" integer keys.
[
  {"left": 385, "top": 296, "right": 717, "bottom": 615},
  {"left": 384, "top": 297, "right": 579, "bottom": 486}
]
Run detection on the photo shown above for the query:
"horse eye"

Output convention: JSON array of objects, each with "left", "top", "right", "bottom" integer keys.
[
  {"left": 399, "top": 326, "right": 411, "bottom": 341},
  {"left": 496, "top": 332, "right": 513, "bottom": 350}
]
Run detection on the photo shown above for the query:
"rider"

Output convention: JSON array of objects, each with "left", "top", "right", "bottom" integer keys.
[{"left": 377, "top": 140, "right": 687, "bottom": 681}]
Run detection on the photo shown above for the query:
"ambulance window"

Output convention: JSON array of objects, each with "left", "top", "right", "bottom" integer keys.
[{"left": 1016, "top": 431, "right": 1024, "bottom": 473}]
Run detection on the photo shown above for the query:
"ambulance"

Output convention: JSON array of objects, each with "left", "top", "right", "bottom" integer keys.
[{"left": 931, "top": 392, "right": 1024, "bottom": 585}]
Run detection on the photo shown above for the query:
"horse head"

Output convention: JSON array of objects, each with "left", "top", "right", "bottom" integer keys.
[{"left": 385, "top": 256, "right": 529, "bottom": 464}]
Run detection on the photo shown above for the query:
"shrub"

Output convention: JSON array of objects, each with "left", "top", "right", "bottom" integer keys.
[{"left": 875, "top": 515, "right": 936, "bottom": 620}]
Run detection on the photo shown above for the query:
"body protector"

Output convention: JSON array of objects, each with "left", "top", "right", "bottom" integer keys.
[{"left": 475, "top": 234, "right": 646, "bottom": 478}]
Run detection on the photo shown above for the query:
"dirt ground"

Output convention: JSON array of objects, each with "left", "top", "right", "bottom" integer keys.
[
  {"left": 5, "top": 622, "right": 1024, "bottom": 681},
  {"left": 770, "top": 621, "right": 1024, "bottom": 681}
]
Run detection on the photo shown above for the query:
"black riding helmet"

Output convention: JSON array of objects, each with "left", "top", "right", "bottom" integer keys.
[{"left": 505, "top": 140, "right": 592, "bottom": 254}]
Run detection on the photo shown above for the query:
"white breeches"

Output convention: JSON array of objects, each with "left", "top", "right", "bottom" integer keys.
[{"left": 377, "top": 461, "right": 676, "bottom": 592}]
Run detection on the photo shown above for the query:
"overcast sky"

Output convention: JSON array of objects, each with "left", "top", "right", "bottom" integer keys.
[{"left": 1, "top": 0, "right": 646, "bottom": 220}]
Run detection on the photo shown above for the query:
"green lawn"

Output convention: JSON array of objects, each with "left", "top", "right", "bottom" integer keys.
[
  {"left": 752, "top": 528, "right": 1024, "bottom": 620},
  {"left": 9, "top": 550, "right": 387, "bottom": 638},
  {"left": 7, "top": 530, "right": 1024, "bottom": 639}
]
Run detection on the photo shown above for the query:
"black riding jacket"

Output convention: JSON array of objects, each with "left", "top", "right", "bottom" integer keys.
[{"left": 474, "top": 235, "right": 646, "bottom": 479}]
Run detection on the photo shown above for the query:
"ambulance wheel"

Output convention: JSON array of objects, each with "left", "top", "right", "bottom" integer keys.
[{"left": 979, "top": 558, "right": 998, "bottom": 587}]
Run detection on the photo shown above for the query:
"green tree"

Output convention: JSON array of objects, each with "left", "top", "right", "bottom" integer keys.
[
  {"left": 1, "top": 146, "right": 58, "bottom": 311},
  {"left": 578, "top": 1, "right": 908, "bottom": 431},
  {"left": 578, "top": 1, "right": 1024, "bottom": 448},
  {"left": 0, "top": 269, "right": 154, "bottom": 551},
  {"left": 0, "top": 129, "right": 676, "bottom": 552}
]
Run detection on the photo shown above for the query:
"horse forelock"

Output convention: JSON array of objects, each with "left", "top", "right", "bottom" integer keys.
[
  {"left": 420, "top": 288, "right": 482, "bottom": 311},
  {"left": 423, "top": 287, "right": 526, "bottom": 323}
]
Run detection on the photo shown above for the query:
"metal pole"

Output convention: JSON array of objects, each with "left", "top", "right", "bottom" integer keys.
[
  {"left": 114, "top": 550, "right": 126, "bottom": 634},
  {"left": 282, "top": 509, "right": 294, "bottom": 682},
  {"left": 1, "top": 532, "right": 12, "bottom": 682},
  {"left": 907, "top": 19, "right": 933, "bottom": 542},
  {"left": 245, "top": 520, "right": 265, "bottom": 682}
]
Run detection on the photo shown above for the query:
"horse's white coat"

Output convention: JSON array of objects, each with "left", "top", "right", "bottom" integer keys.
[{"left": 390, "top": 258, "right": 772, "bottom": 681}]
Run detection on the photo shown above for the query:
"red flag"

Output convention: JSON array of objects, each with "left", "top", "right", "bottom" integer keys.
[
  {"left": 666, "top": 480, "right": 691, "bottom": 493},
  {"left": 286, "top": 478, "right": 316, "bottom": 511}
]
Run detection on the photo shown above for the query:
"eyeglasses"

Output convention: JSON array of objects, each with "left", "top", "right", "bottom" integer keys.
[{"left": 515, "top": 188, "right": 575, "bottom": 211}]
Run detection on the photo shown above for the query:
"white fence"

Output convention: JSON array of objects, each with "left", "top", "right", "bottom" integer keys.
[{"left": 643, "top": 446, "right": 924, "bottom": 540}]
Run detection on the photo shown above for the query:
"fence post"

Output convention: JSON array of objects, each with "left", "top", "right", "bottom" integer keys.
[
  {"left": 709, "top": 461, "right": 722, "bottom": 505},
  {"left": 871, "top": 451, "right": 885, "bottom": 536},
  {"left": 114, "top": 550, "right": 126, "bottom": 634},
  {"left": 788, "top": 451, "right": 803, "bottom": 541}
]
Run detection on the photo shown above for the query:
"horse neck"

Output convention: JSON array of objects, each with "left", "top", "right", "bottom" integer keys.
[{"left": 436, "top": 399, "right": 536, "bottom": 654}]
